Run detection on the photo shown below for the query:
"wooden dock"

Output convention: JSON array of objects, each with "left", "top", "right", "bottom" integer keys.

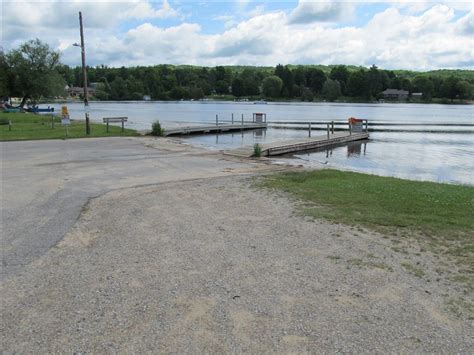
[
  {"left": 163, "top": 123, "right": 267, "bottom": 136},
  {"left": 225, "top": 131, "right": 369, "bottom": 158}
]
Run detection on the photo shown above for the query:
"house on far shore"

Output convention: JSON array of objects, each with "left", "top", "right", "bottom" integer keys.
[
  {"left": 381, "top": 88, "right": 409, "bottom": 100},
  {"left": 65, "top": 85, "right": 96, "bottom": 98},
  {"left": 411, "top": 92, "right": 423, "bottom": 99}
]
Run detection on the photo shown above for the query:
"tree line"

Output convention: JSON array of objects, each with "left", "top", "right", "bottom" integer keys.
[{"left": 1, "top": 39, "right": 473, "bottom": 105}]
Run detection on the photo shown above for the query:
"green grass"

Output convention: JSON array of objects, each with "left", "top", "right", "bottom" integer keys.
[
  {"left": 0, "top": 112, "right": 138, "bottom": 141},
  {"left": 261, "top": 169, "right": 474, "bottom": 277}
]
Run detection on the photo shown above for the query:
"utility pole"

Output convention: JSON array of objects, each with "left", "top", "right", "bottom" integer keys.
[{"left": 79, "top": 11, "right": 90, "bottom": 135}]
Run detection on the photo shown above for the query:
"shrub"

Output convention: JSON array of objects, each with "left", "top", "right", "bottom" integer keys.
[
  {"left": 151, "top": 120, "right": 164, "bottom": 136},
  {"left": 253, "top": 143, "right": 262, "bottom": 157}
]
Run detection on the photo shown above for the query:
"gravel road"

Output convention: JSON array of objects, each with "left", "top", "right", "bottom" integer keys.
[
  {"left": 1, "top": 174, "right": 472, "bottom": 352},
  {"left": 0, "top": 137, "right": 278, "bottom": 280},
  {"left": 1, "top": 137, "right": 472, "bottom": 352}
]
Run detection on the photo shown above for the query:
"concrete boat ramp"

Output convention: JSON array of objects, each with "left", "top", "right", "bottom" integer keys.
[{"left": 225, "top": 131, "right": 370, "bottom": 158}]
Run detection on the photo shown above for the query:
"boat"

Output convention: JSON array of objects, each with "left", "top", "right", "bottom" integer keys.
[
  {"left": 2, "top": 108, "right": 21, "bottom": 113},
  {"left": 26, "top": 106, "right": 55, "bottom": 113}
]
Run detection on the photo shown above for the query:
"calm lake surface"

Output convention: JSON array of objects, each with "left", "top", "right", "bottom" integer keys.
[{"left": 49, "top": 101, "right": 473, "bottom": 185}]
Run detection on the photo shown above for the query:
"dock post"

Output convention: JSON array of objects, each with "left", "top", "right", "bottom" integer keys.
[
  {"left": 308, "top": 122, "right": 311, "bottom": 137},
  {"left": 216, "top": 114, "right": 218, "bottom": 126},
  {"left": 241, "top": 114, "right": 244, "bottom": 126},
  {"left": 8, "top": 120, "right": 12, "bottom": 131},
  {"left": 331, "top": 121, "right": 334, "bottom": 134},
  {"left": 349, "top": 122, "right": 352, "bottom": 136},
  {"left": 327, "top": 123, "right": 330, "bottom": 139},
  {"left": 232, "top": 113, "right": 234, "bottom": 124},
  {"left": 106, "top": 120, "right": 109, "bottom": 133},
  {"left": 365, "top": 120, "right": 368, "bottom": 132},
  {"left": 122, "top": 119, "right": 125, "bottom": 132}
]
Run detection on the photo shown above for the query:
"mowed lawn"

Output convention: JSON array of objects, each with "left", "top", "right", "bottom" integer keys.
[{"left": 0, "top": 112, "right": 138, "bottom": 141}]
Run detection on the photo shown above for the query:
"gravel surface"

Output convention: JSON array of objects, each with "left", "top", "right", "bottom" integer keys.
[
  {"left": 0, "top": 137, "right": 279, "bottom": 280},
  {"left": 1, "top": 175, "right": 472, "bottom": 352}
]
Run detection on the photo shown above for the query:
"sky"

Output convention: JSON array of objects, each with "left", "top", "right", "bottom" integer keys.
[{"left": 1, "top": 0, "right": 473, "bottom": 70}]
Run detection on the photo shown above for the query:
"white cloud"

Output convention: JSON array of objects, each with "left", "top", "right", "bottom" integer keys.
[
  {"left": 1, "top": 0, "right": 179, "bottom": 34},
  {"left": 288, "top": 0, "right": 354, "bottom": 24},
  {"left": 457, "top": 10, "right": 474, "bottom": 35},
  {"left": 389, "top": 0, "right": 473, "bottom": 13},
  {"left": 2, "top": 1, "right": 473, "bottom": 70}
]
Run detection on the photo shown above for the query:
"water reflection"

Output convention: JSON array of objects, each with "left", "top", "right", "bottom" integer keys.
[{"left": 347, "top": 142, "right": 367, "bottom": 157}]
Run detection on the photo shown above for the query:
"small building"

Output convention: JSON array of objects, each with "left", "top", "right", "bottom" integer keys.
[
  {"left": 143, "top": 95, "right": 151, "bottom": 101},
  {"left": 66, "top": 85, "right": 96, "bottom": 98},
  {"left": 412, "top": 92, "right": 423, "bottom": 99},
  {"left": 381, "top": 89, "right": 409, "bottom": 100}
]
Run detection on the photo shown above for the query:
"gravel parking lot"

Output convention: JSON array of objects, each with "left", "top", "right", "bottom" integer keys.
[{"left": 1, "top": 138, "right": 472, "bottom": 352}]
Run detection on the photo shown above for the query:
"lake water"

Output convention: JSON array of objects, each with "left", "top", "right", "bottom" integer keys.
[{"left": 47, "top": 101, "right": 473, "bottom": 185}]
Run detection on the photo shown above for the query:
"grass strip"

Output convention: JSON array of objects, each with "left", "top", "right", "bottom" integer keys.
[{"left": 0, "top": 112, "right": 138, "bottom": 141}]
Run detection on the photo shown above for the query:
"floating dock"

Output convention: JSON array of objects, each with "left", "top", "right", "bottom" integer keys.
[
  {"left": 163, "top": 123, "right": 267, "bottom": 136},
  {"left": 225, "top": 131, "right": 369, "bottom": 158}
]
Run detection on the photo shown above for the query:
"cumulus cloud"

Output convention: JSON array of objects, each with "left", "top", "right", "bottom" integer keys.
[
  {"left": 2, "top": 1, "right": 473, "bottom": 70},
  {"left": 457, "top": 10, "right": 474, "bottom": 35},
  {"left": 1, "top": 0, "right": 179, "bottom": 35},
  {"left": 288, "top": 0, "right": 354, "bottom": 24}
]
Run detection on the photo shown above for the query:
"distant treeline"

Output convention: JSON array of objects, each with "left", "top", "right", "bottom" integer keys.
[
  {"left": 2, "top": 40, "right": 473, "bottom": 104},
  {"left": 59, "top": 63, "right": 473, "bottom": 102}
]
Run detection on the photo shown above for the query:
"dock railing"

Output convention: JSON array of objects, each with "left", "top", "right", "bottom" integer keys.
[
  {"left": 214, "top": 113, "right": 268, "bottom": 126},
  {"left": 273, "top": 120, "right": 368, "bottom": 138}
]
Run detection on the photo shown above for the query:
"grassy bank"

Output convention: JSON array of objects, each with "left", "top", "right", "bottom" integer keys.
[
  {"left": 0, "top": 112, "right": 138, "bottom": 141},
  {"left": 262, "top": 169, "right": 473, "bottom": 282}
]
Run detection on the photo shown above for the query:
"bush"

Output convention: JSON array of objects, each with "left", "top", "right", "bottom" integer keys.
[
  {"left": 151, "top": 120, "right": 164, "bottom": 136},
  {"left": 253, "top": 143, "right": 262, "bottom": 157}
]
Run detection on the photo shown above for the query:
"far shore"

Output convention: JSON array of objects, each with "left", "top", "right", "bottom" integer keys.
[{"left": 37, "top": 97, "right": 474, "bottom": 105}]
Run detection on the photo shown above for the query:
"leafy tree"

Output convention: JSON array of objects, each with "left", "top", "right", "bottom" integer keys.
[
  {"left": 275, "top": 64, "right": 294, "bottom": 97},
  {"left": 126, "top": 76, "right": 144, "bottom": 100},
  {"left": 306, "top": 68, "right": 326, "bottom": 94},
  {"left": 322, "top": 79, "right": 341, "bottom": 101},
  {"left": 110, "top": 77, "right": 128, "bottom": 100},
  {"left": 346, "top": 70, "right": 368, "bottom": 98},
  {"left": 262, "top": 75, "right": 283, "bottom": 98},
  {"left": 231, "top": 78, "right": 245, "bottom": 97},
  {"left": 301, "top": 87, "right": 314, "bottom": 101},
  {"left": 240, "top": 69, "right": 260, "bottom": 96},
  {"left": 412, "top": 76, "right": 434, "bottom": 99},
  {"left": 5, "top": 39, "right": 65, "bottom": 106},
  {"left": 215, "top": 80, "right": 229, "bottom": 94},
  {"left": 0, "top": 50, "right": 9, "bottom": 99},
  {"left": 456, "top": 80, "right": 472, "bottom": 100},
  {"left": 367, "top": 65, "right": 389, "bottom": 98},
  {"left": 189, "top": 86, "right": 204, "bottom": 100},
  {"left": 441, "top": 76, "right": 459, "bottom": 101},
  {"left": 293, "top": 67, "right": 306, "bottom": 86},
  {"left": 170, "top": 86, "right": 188, "bottom": 100},
  {"left": 329, "top": 65, "right": 349, "bottom": 94}
]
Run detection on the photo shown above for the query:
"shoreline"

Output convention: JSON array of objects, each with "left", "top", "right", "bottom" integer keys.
[{"left": 40, "top": 98, "right": 474, "bottom": 106}]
